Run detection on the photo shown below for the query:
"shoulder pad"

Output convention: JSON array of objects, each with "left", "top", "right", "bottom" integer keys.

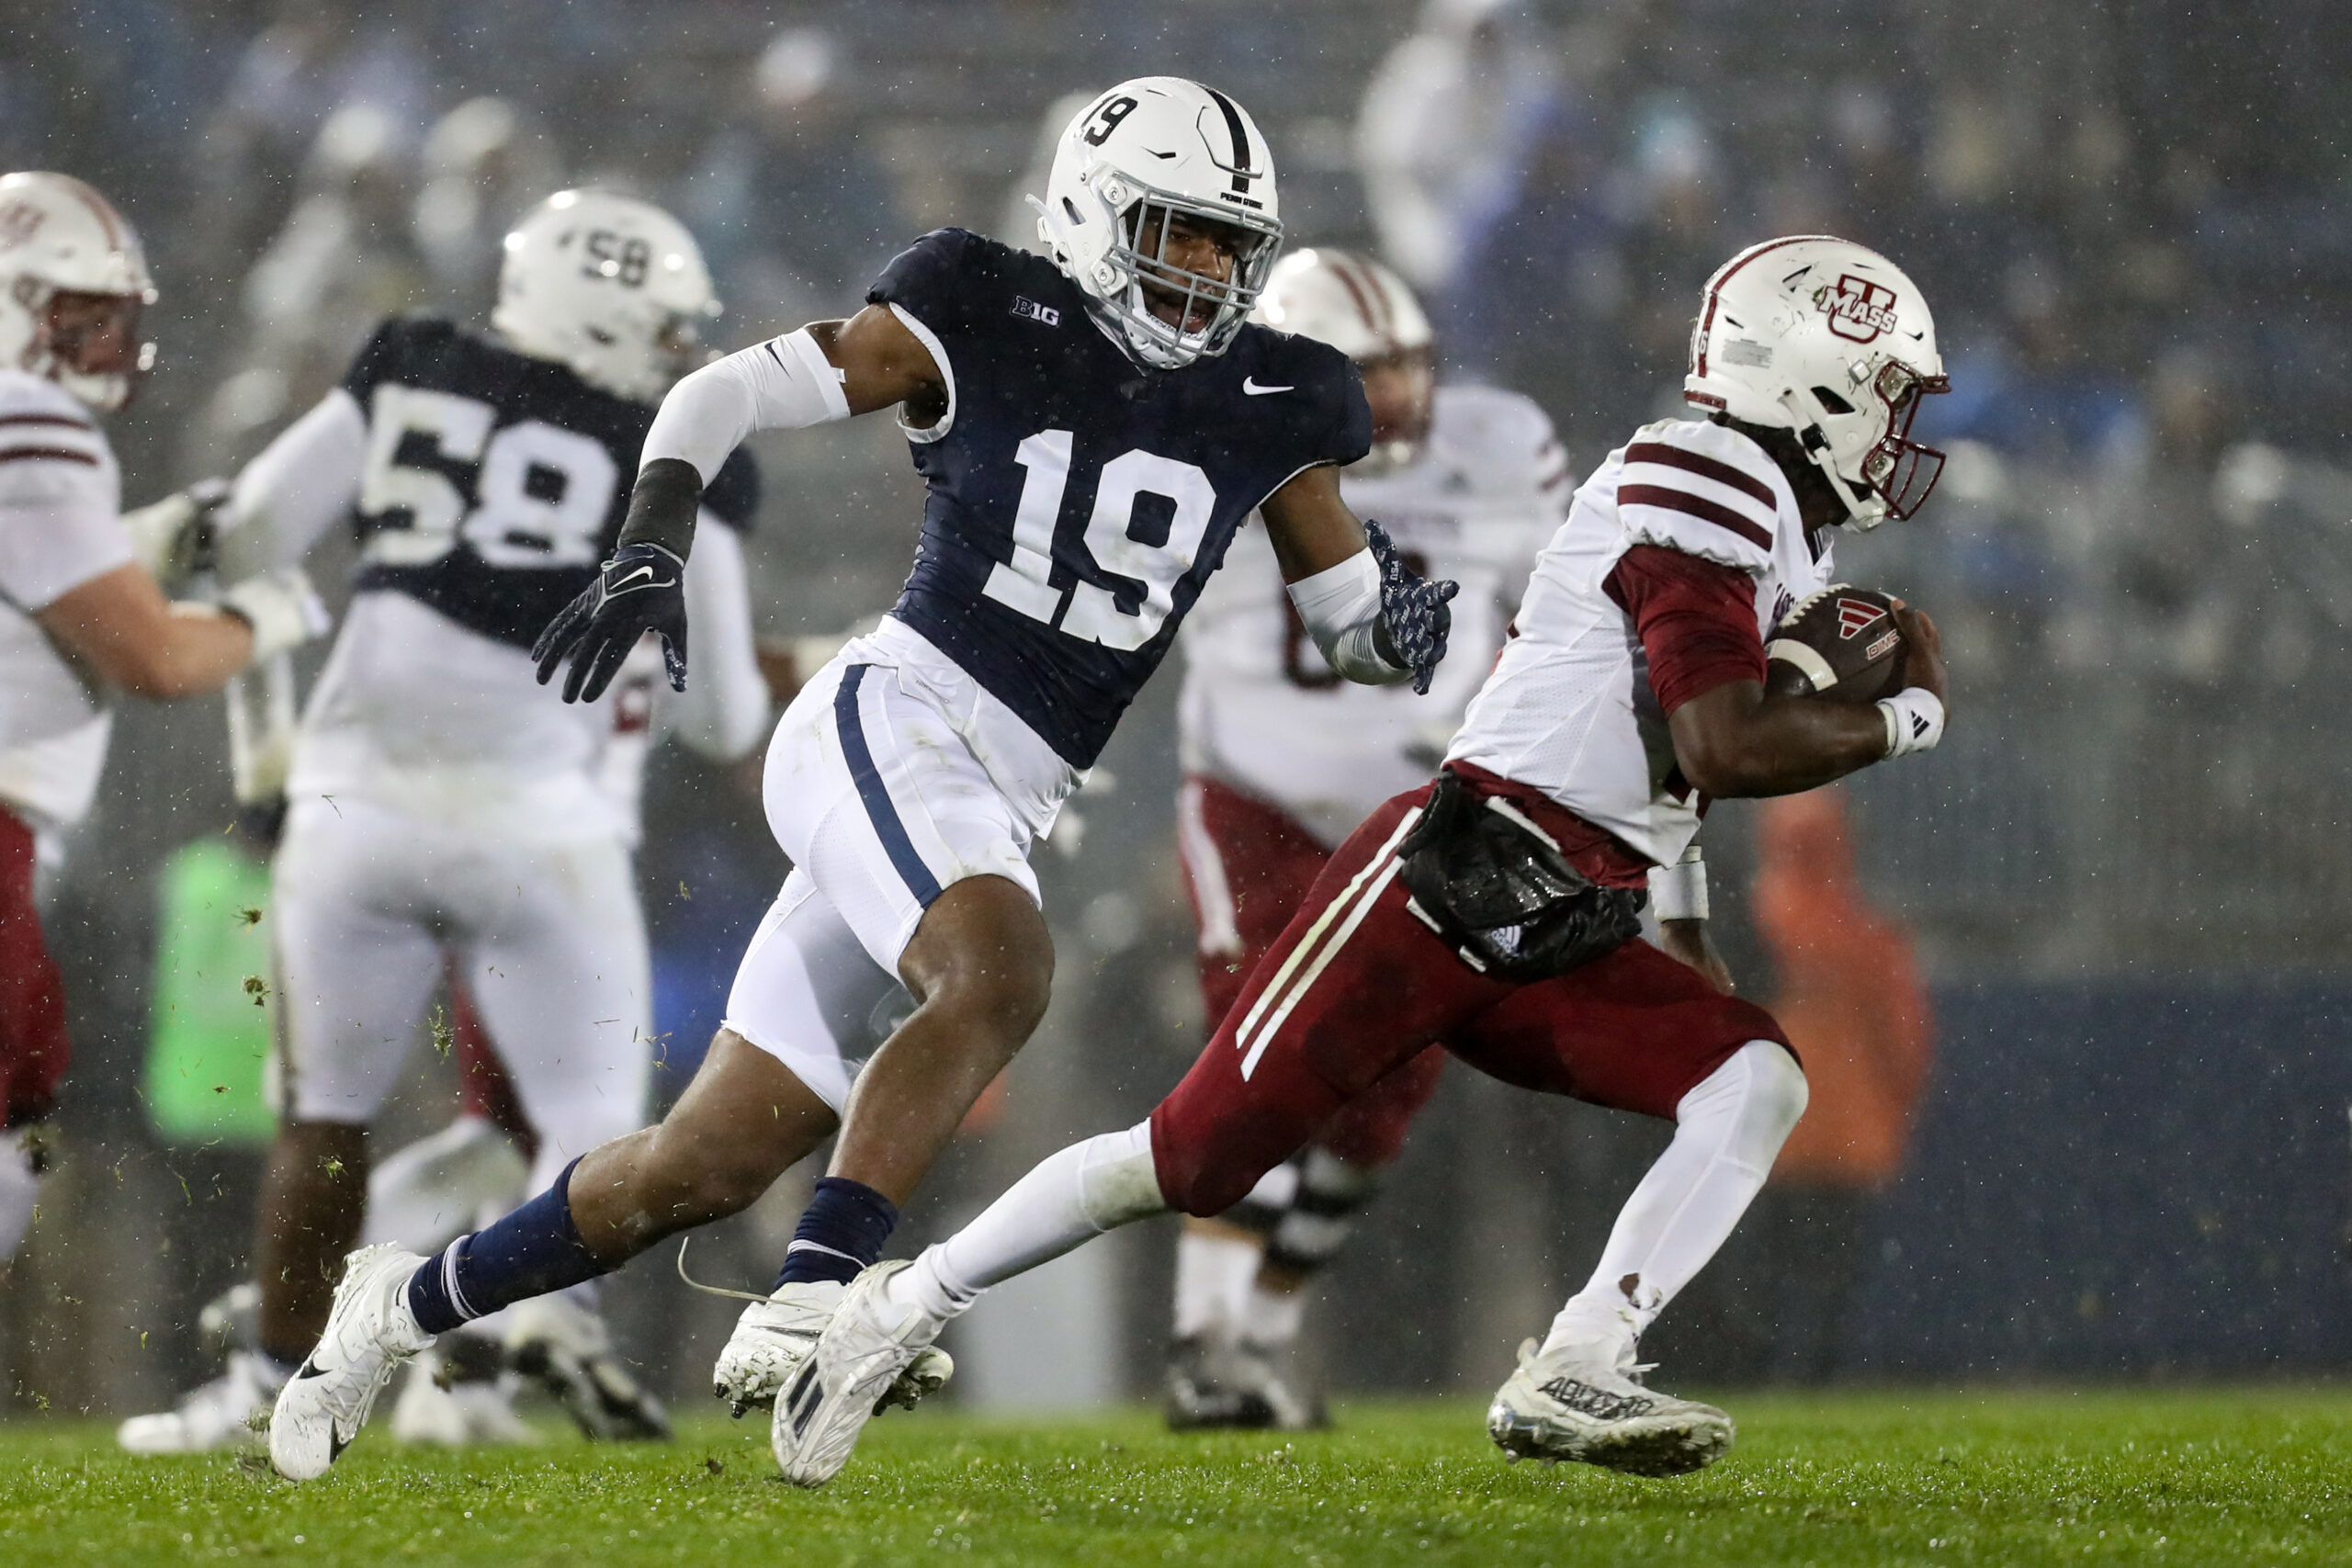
[
  {"left": 340, "top": 315, "right": 458, "bottom": 403},
  {"left": 1613, "top": 419, "right": 1788, "bottom": 576},
  {"left": 0, "top": 370, "right": 108, "bottom": 494}
]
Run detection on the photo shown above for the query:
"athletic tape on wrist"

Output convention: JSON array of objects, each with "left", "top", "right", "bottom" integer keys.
[
  {"left": 1878, "top": 687, "right": 1946, "bottom": 758},
  {"left": 1648, "top": 854, "right": 1709, "bottom": 922}
]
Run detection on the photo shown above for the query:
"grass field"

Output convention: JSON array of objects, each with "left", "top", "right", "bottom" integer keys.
[{"left": 3, "top": 1390, "right": 2350, "bottom": 1566}]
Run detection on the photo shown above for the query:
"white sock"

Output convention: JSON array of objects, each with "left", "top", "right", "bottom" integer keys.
[
  {"left": 1173, "top": 1229, "right": 1262, "bottom": 1340},
  {"left": 884, "top": 1122, "right": 1167, "bottom": 1336},
  {"left": 1238, "top": 1279, "right": 1307, "bottom": 1348},
  {"left": 1543, "top": 1042, "right": 1808, "bottom": 1359},
  {"left": 0, "top": 1134, "right": 40, "bottom": 1263}
]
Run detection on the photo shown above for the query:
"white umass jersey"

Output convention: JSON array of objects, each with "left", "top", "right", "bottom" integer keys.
[
  {"left": 1448, "top": 417, "right": 1834, "bottom": 867},
  {"left": 0, "top": 371, "right": 130, "bottom": 829},
  {"left": 1180, "top": 383, "right": 1567, "bottom": 846}
]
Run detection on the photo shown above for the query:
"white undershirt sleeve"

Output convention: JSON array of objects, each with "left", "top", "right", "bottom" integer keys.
[
  {"left": 1284, "top": 547, "right": 1410, "bottom": 685},
  {"left": 670, "top": 519, "right": 770, "bottom": 761},
  {"left": 641, "top": 329, "right": 852, "bottom": 485},
  {"left": 227, "top": 389, "right": 368, "bottom": 568}
]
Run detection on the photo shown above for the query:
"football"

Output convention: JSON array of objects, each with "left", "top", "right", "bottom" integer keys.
[{"left": 1764, "top": 584, "right": 1908, "bottom": 704}]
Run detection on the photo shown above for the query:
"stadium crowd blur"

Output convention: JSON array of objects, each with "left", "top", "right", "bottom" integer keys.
[{"left": 4, "top": 0, "right": 2349, "bottom": 1414}]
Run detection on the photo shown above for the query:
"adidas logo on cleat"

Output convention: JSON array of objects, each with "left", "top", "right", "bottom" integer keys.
[{"left": 1537, "top": 1376, "right": 1657, "bottom": 1422}]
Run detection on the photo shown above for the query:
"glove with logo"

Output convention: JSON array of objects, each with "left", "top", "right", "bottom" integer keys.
[
  {"left": 1364, "top": 518, "right": 1457, "bottom": 695},
  {"left": 121, "top": 478, "right": 230, "bottom": 585},
  {"left": 533, "top": 543, "right": 689, "bottom": 705}
]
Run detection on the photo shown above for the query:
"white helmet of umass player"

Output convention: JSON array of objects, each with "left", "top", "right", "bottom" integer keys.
[
  {"left": 1254, "top": 246, "right": 1434, "bottom": 474},
  {"left": 1683, "top": 235, "right": 1949, "bottom": 528},
  {"left": 492, "top": 189, "right": 719, "bottom": 402},
  {"left": 1034, "top": 78, "right": 1284, "bottom": 370},
  {"left": 0, "top": 172, "right": 157, "bottom": 412}
]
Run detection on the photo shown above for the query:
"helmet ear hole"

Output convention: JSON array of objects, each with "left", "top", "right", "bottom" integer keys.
[{"left": 1811, "top": 386, "right": 1855, "bottom": 415}]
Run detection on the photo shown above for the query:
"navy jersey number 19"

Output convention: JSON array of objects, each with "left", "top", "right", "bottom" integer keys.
[{"left": 980, "top": 429, "right": 1216, "bottom": 652}]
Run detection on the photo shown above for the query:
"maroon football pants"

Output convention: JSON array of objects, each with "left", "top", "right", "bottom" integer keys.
[
  {"left": 1177, "top": 775, "right": 1444, "bottom": 1170},
  {"left": 0, "top": 808, "right": 71, "bottom": 1128},
  {"left": 1152, "top": 779, "right": 1791, "bottom": 1217}
]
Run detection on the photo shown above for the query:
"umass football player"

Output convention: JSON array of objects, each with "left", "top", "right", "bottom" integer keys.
[
  {"left": 268, "top": 78, "right": 1457, "bottom": 1482},
  {"left": 127, "top": 191, "right": 769, "bottom": 1459},
  {"left": 761, "top": 235, "right": 1954, "bottom": 1486},
  {"left": 1166, "top": 245, "right": 1565, "bottom": 1429}
]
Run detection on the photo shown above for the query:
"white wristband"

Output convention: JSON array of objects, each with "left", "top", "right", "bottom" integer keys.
[
  {"left": 1649, "top": 852, "right": 1708, "bottom": 922},
  {"left": 1878, "top": 687, "right": 1945, "bottom": 758},
  {"left": 1285, "top": 547, "right": 1408, "bottom": 684}
]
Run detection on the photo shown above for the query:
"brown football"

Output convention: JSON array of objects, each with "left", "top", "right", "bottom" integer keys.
[{"left": 1764, "top": 585, "right": 1906, "bottom": 704}]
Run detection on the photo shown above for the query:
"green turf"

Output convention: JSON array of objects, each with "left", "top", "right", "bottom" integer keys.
[{"left": 3, "top": 1390, "right": 2349, "bottom": 1566}]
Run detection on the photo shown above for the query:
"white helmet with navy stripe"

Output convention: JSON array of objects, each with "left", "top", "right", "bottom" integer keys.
[
  {"left": 0, "top": 171, "right": 157, "bottom": 412},
  {"left": 1683, "top": 235, "right": 1948, "bottom": 528},
  {"left": 492, "top": 189, "right": 719, "bottom": 402},
  {"left": 1033, "top": 77, "right": 1283, "bottom": 370}
]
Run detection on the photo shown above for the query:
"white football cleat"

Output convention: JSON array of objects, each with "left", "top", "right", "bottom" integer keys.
[
  {"left": 1486, "top": 1337, "right": 1734, "bottom": 1477},
  {"left": 710, "top": 1279, "right": 950, "bottom": 1418},
  {"left": 772, "top": 1259, "right": 944, "bottom": 1488},
  {"left": 268, "top": 1244, "right": 435, "bottom": 1480},
  {"left": 504, "top": 1295, "right": 670, "bottom": 1441},
  {"left": 117, "top": 1351, "right": 286, "bottom": 1454},
  {"left": 388, "top": 1347, "right": 539, "bottom": 1447}
]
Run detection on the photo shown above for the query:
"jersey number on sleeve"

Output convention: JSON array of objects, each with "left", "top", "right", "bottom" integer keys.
[
  {"left": 981, "top": 428, "right": 1217, "bottom": 652},
  {"left": 356, "top": 385, "right": 618, "bottom": 570}
]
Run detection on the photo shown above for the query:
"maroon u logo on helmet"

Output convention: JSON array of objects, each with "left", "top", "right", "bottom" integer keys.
[{"left": 1821, "top": 276, "right": 1899, "bottom": 344}]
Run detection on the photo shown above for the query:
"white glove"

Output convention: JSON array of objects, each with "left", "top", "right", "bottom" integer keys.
[
  {"left": 220, "top": 567, "right": 330, "bottom": 662},
  {"left": 120, "top": 479, "right": 229, "bottom": 584}
]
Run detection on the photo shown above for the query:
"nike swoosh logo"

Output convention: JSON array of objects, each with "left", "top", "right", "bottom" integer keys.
[
  {"left": 1242, "top": 378, "right": 1294, "bottom": 396},
  {"left": 605, "top": 565, "right": 658, "bottom": 592},
  {"left": 295, "top": 1359, "right": 331, "bottom": 1381}
]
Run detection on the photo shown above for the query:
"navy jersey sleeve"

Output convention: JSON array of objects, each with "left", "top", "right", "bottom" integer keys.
[
  {"left": 700, "top": 446, "right": 760, "bottom": 535},
  {"left": 338, "top": 315, "right": 452, "bottom": 405},
  {"left": 866, "top": 228, "right": 989, "bottom": 339},
  {"left": 1296, "top": 337, "right": 1374, "bottom": 470}
]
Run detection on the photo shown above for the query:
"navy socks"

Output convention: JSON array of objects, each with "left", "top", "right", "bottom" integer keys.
[
  {"left": 775, "top": 1176, "right": 899, "bottom": 1288},
  {"left": 406, "top": 1157, "right": 607, "bottom": 1335}
]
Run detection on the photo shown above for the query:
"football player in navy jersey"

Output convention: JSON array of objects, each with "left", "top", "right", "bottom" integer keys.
[
  {"left": 125, "top": 192, "right": 773, "bottom": 1458},
  {"left": 268, "top": 79, "right": 1458, "bottom": 1483}
]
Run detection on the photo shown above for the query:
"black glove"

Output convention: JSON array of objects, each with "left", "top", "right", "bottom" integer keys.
[
  {"left": 1364, "top": 519, "right": 1458, "bottom": 695},
  {"left": 533, "top": 543, "right": 689, "bottom": 704}
]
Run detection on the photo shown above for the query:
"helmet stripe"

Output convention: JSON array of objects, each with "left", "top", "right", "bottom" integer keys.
[
  {"left": 1325, "top": 254, "right": 1384, "bottom": 338},
  {"left": 1198, "top": 85, "right": 1261, "bottom": 198},
  {"left": 1351, "top": 256, "right": 1400, "bottom": 336},
  {"left": 1693, "top": 234, "right": 1836, "bottom": 379}
]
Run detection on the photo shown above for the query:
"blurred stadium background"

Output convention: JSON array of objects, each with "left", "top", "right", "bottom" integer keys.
[{"left": 6, "top": 0, "right": 2351, "bottom": 1423}]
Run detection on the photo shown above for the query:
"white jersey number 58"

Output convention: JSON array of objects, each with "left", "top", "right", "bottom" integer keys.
[{"left": 357, "top": 384, "right": 617, "bottom": 571}]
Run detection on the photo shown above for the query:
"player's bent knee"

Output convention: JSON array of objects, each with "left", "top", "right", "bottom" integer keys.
[{"left": 1745, "top": 1040, "right": 1810, "bottom": 1140}]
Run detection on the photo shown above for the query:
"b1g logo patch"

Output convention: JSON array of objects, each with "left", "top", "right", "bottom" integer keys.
[
  {"left": 0, "top": 200, "right": 45, "bottom": 251},
  {"left": 1837, "top": 595, "right": 1887, "bottom": 639},
  {"left": 1819, "top": 275, "right": 1898, "bottom": 344},
  {"left": 1010, "top": 296, "right": 1060, "bottom": 327}
]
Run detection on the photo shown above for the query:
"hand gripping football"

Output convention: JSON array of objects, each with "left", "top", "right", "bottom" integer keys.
[{"left": 1764, "top": 585, "right": 1906, "bottom": 704}]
